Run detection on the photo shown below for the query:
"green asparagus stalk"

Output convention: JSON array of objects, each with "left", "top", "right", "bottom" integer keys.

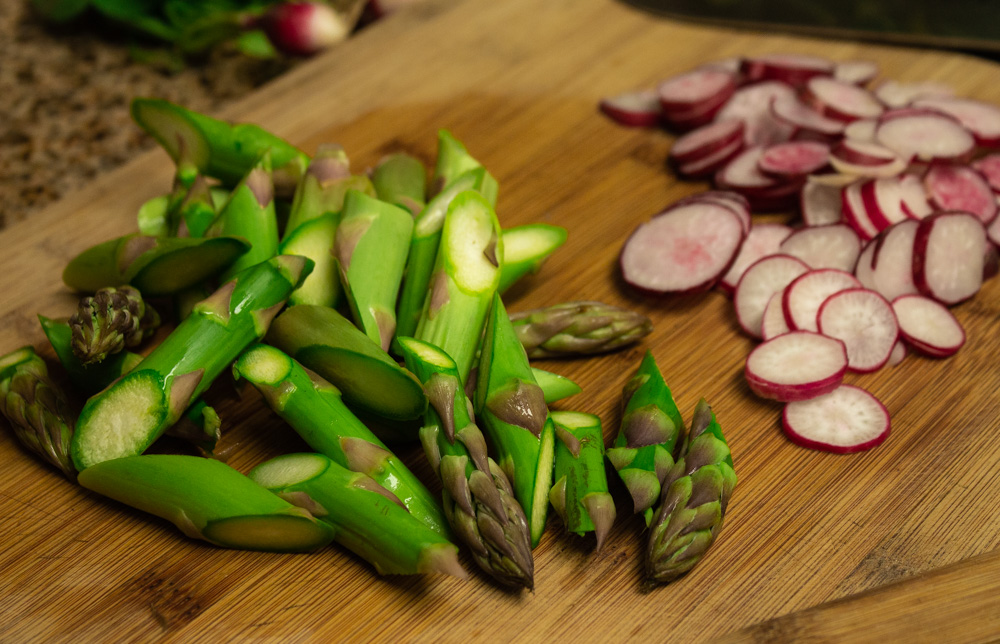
[
  {"left": 606, "top": 351, "right": 684, "bottom": 525},
  {"left": 233, "top": 343, "right": 448, "bottom": 537},
  {"left": 68, "top": 285, "right": 160, "bottom": 365},
  {"left": 531, "top": 367, "right": 582, "bottom": 404},
  {"left": 398, "top": 337, "right": 534, "bottom": 589},
  {"left": 78, "top": 454, "right": 335, "bottom": 552},
  {"left": 0, "top": 346, "right": 77, "bottom": 479},
  {"left": 71, "top": 255, "right": 312, "bottom": 471},
  {"left": 548, "top": 411, "right": 615, "bottom": 550},
  {"left": 510, "top": 301, "right": 653, "bottom": 359},
  {"left": 474, "top": 294, "right": 555, "bottom": 547},
  {"left": 136, "top": 193, "right": 172, "bottom": 237},
  {"left": 647, "top": 399, "right": 737, "bottom": 584},
  {"left": 431, "top": 129, "right": 498, "bottom": 205},
  {"left": 173, "top": 282, "right": 214, "bottom": 322},
  {"left": 278, "top": 214, "right": 340, "bottom": 308},
  {"left": 371, "top": 153, "right": 427, "bottom": 215},
  {"left": 415, "top": 190, "right": 503, "bottom": 384},
  {"left": 265, "top": 304, "right": 426, "bottom": 421},
  {"left": 498, "top": 224, "right": 568, "bottom": 294},
  {"left": 39, "top": 316, "right": 143, "bottom": 397},
  {"left": 335, "top": 190, "right": 413, "bottom": 351},
  {"left": 283, "top": 143, "right": 375, "bottom": 238},
  {"left": 249, "top": 453, "right": 466, "bottom": 577},
  {"left": 168, "top": 399, "right": 223, "bottom": 458},
  {"left": 174, "top": 175, "right": 217, "bottom": 238}
]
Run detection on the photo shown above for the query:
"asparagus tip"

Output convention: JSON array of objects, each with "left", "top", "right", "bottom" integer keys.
[
  {"left": 418, "top": 544, "right": 469, "bottom": 580},
  {"left": 583, "top": 492, "right": 617, "bottom": 552}
]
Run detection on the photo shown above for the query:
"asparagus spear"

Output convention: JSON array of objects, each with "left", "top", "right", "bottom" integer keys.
[
  {"left": 647, "top": 399, "right": 737, "bottom": 584},
  {"left": 174, "top": 175, "right": 217, "bottom": 238},
  {"left": 474, "top": 293, "right": 555, "bottom": 547},
  {"left": 498, "top": 224, "right": 568, "bottom": 294},
  {"left": 549, "top": 411, "right": 615, "bottom": 550},
  {"left": 398, "top": 337, "right": 534, "bottom": 589},
  {"left": 335, "top": 190, "right": 413, "bottom": 351},
  {"left": 531, "top": 367, "right": 582, "bottom": 404},
  {"left": 431, "top": 129, "right": 498, "bottom": 205},
  {"left": 278, "top": 214, "right": 340, "bottom": 308},
  {"left": 606, "top": 351, "right": 684, "bottom": 525},
  {"left": 71, "top": 255, "right": 312, "bottom": 471},
  {"left": 415, "top": 190, "right": 503, "bottom": 384},
  {"left": 0, "top": 346, "right": 77, "bottom": 479},
  {"left": 283, "top": 143, "right": 375, "bottom": 238},
  {"left": 371, "top": 152, "right": 427, "bottom": 215},
  {"left": 510, "top": 301, "right": 653, "bottom": 359},
  {"left": 78, "top": 454, "right": 335, "bottom": 552},
  {"left": 249, "top": 453, "right": 466, "bottom": 577},
  {"left": 39, "top": 316, "right": 143, "bottom": 397},
  {"left": 68, "top": 285, "right": 160, "bottom": 365},
  {"left": 136, "top": 193, "right": 172, "bottom": 237},
  {"left": 232, "top": 343, "right": 449, "bottom": 537}
]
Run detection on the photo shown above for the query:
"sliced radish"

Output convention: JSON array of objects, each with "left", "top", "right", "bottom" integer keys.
[
  {"left": 803, "top": 77, "right": 885, "bottom": 122},
  {"left": 770, "top": 93, "right": 845, "bottom": 137},
  {"left": 761, "top": 289, "right": 791, "bottom": 340},
  {"left": 856, "top": 219, "right": 919, "bottom": 302},
  {"left": 834, "top": 60, "right": 878, "bottom": 86},
  {"left": 782, "top": 268, "right": 861, "bottom": 332},
  {"left": 716, "top": 82, "right": 798, "bottom": 146},
  {"left": 807, "top": 173, "right": 859, "bottom": 189},
  {"left": 887, "top": 340, "right": 907, "bottom": 367},
  {"left": 843, "top": 119, "right": 877, "bottom": 143},
  {"left": 912, "top": 211, "right": 986, "bottom": 305},
  {"left": 899, "top": 173, "right": 934, "bottom": 220},
  {"left": 734, "top": 254, "right": 810, "bottom": 337},
  {"left": 800, "top": 180, "right": 844, "bottom": 226},
  {"left": 912, "top": 97, "right": 1000, "bottom": 147},
  {"left": 715, "top": 146, "right": 778, "bottom": 193},
  {"left": 816, "top": 288, "right": 899, "bottom": 372},
  {"left": 674, "top": 190, "right": 751, "bottom": 233},
  {"left": 892, "top": 294, "right": 966, "bottom": 357},
  {"left": 782, "top": 385, "right": 890, "bottom": 453},
  {"left": 741, "top": 54, "right": 834, "bottom": 86},
  {"left": 599, "top": 89, "right": 662, "bottom": 127},
  {"left": 620, "top": 201, "right": 745, "bottom": 295},
  {"left": 875, "top": 112, "right": 975, "bottom": 163},
  {"left": 860, "top": 176, "right": 914, "bottom": 231},
  {"left": 972, "top": 154, "right": 1000, "bottom": 194},
  {"left": 829, "top": 148, "right": 907, "bottom": 180},
  {"left": 983, "top": 243, "right": 999, "bottom": 280},
  {"left": 841, "top": 181, "right": 880, "bottom": 240},
  {"left": 923, "top": 164, "right": 998, "bottom": 225},
  {"left": 744, "top": 331, "right": 847, "bottom": 401},
  {"left": 758, "top": 141, "right": 830, "bottom": 178},
  {"left": 658, "top": 67, "right": 737, "bottom": 112},
  {"left": 989, "top": 213, "right": 1000, "bottom": 247},
  {"left": 718, "top": 223, "right": 794, "bottom": 293},
  {"left": 874, "top": 80, "right": 953, "bottom": 109},
  {"left": 676, "top": 136, "right": 744, "bottom": 179},
  {"left": 670, "top": 119, "right": 745, "bottom": 164},
  {"left": 662, "top": 93, "right": 731, "bottom": 132},
  {"left": 779, "top": 224, "right": 861, "bottom": 272},
  {"left": 831, "top": 139, "right": 902, "bottom": 167}
]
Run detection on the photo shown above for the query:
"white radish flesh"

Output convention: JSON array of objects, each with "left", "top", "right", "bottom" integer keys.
[
  {"left": 761, "top": 289, "right": 791, "bottom": 340},
  {"left": 841, "top": 181, "right": 880, "bottom": 240},
  {"left": 913, "top": 211, "right": 986, "bottom": 305},
  {"left": 834, "top": 60, "right": 879, "bottom": 86},
  {"left": 912, "top": 97, "right": 1000, "bottom": 147},
  {"left": 816, "top": 288, "right": 899, "bottom": 372},
  {"left": 599, "top": 90, "right": 662, "bottom": 127},
  {"left": 779, "top": 224, "right": 861, "bottom": 272},
  {"left": 875, "top": 113, "right": 975, "bottom": 163},
  {"left": 782, "top": 268, "right": 861, "bottom": 332},
  {"left": 892, "top": 294, "right": 966, "bottom": 357},
  {"left": 716, "top": 82, "right": 798, "bottom": 146},
  {"left": 718, "top": 223, "right": 794, "bottom": 293},
  {"left": 800, "top": 180, "right": 844, "bottom": 226},
  {"left": 734, "top": 254, "right": 810, "bottom": 337},
  {"left": 782, "top": 385, "right": 890, "bottom": 453},
  {"left": 658, "top": 67, "right": 737, "bottom": 112},
  {"left": 674, "top": 190, "right": 751, "bottom": 234},
  {"left": 856, "top": 219, "right": 919, "bottom": 302},
  {"left": 804, "top": 77, "right": 885, "bottom": 122},
  {"left": 745, "top": 331, "right": 847, "bottom": 401},
  {"left": 843, "top": 119, "right": 878, "bottom": 143},
  {"left": 874, "top": 80, "right": 953, "bottom": 109},
  {"left": 758, "top": 141, "right": 830, "bottom": 178},
  {"left": 670, "top": 119, "right": 745, "bottom": 164},
  {"left": 923, "top": 164, "right": 998, "bottom": 225},
  {"left": 770, "top": 94, "right": 845, "bottom": 137}
]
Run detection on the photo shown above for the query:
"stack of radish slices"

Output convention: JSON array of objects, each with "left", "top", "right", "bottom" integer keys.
[{"left": 610, "top": 53, "right": 1000, "bottom": 454}]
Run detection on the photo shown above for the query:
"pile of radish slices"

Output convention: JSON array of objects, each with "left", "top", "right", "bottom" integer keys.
[{"left": 608, "top": 53, "right": 1000, "bottom": 455}]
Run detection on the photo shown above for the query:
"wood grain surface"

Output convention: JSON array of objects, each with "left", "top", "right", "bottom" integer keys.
[{"left": 2, "top": 0, "right": 1000, "bottom": 641}]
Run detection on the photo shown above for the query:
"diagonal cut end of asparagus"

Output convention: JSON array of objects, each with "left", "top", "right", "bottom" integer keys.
[{"left": 418, "top": 543, "right": 469, "bottom": 580}]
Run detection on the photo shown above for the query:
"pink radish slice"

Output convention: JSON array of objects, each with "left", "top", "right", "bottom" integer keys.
[
  {"left": 892, "top": 294, "right": 966, "bottom": 357},
  {"left": 658, "top": 67, "right": 737, "bottom": 112},
  {"left": 831, "top": 140, "right": 902, "bottom": 167},
  {"left": 718, "top": 223, "right": 794, "bottom": 293},
  {"left": 745, "top": 331, "right": 847, "bottom": 402},
  {"left": 972, "top": 155, "right": 1000, "bottom": 194},
  {"left": 770, "top": 94, "right": 845, "bottom": 137},
  {"left": 923, "top": 164, "right": 998, "bottom": 225},
  {"left": 841, "top": 181, "right": 880, "bottom": 240},
  {"left": 887, "top": 340, "right": 907, "bottom": 367},
  {"left": 758, "top": 141, "right": 830, "bottom": 178},
  {"left": 912, "top": 211, "right": 986, "bottom": 305},
  {"left": 715, "top": 146, "right": 779, "bottom": 193},
  {"left": 860, "top": 177, "right": 913, "bottom": 231},
  {"left": 676, "top": 136, "right": 744, "bottom": 178},
  {"left": 875, "top": 80, "right": 953, "bottom": 109},
  {"left": 843, "top": 119, "right": 877, "bottom": 142},
  {"left": 853, "top": 239, "right": 878, "bottom": 295},
  {"left": 782, "top": 385, "right": 890, "bottom": 453},
  {"left": 599, "top": 90, "right": 662, "bottom": 127},
  {"left": 716, "top": 82, "right": 798, "bottom": 146},
  {"left": 674, "top": 190, "right": 751, "bottom": 234},
  {"left": 734, "top": 254, "right": 810, "bottom": 337},
  {"left": 782, "top": 268, "right": 861, "bottom": 332},
  {"left": 989, "top": 214, "right": 1000, "bottom": 247},
  {"left": 912, "top": 97, "right": 1000, "bottom": 147},
  {"left": 803, "top": 77, "right": 884, "bottom": 122},
  {"left": 856, "top": 219, "right": 919, "bottom": 302},
  {"left": 875, "top": 112, "right": 975, "bottom": 163},
  {"left": 899, "top": 174, "right": 934, "bottom": 220},
  {"left": 671, "top": 119, "right": 746, "bottom": 164},
  {"left": 662, "top": 91, "right": 732, "bottom": 131},
  {"left": 619, "top": 201, "right": 745, "bottom": 295},
  {"left": 801, "top": 180, "right": 844, "bottom": 226},
  {"left": 761, "top": 290, "right": 791, "bottom": 340},
  {"left": 779, "top": 224, "right": 861, "bottom": 272},
  {"left": 741, "top": 54, "right": 834, "bottom": 86},
  {"left": 816, "top": 288, "right": 899, "bottom": 372},
  {"left": 834, "top": 60, "right": 879, "bottom": 86}
]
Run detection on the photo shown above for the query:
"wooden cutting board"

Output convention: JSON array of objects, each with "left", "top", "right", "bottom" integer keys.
[{"left": 2, "top": 0, "right": 1000, "bottom": 640}]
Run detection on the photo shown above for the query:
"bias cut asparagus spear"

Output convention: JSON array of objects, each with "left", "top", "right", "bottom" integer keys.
[
  {"left": 265, "top": 304, "right": 426, "bottom": 420},
  {"left": 174, "top": 175, "right": 217, "bottom": 238},
  {"left": 335, "top": 190, "right": 413, "bottom": 351},
  {"left": 0, "top": 346, "right": 77, "bottom": 479},
  {"left": 39, "top": 316, "right": 142, "bottom": 397},
  {"left": 233, "top": 343, "right": 448, "bottom": 537},
  {"left": 475, "top": 294, "right": 555, "bottom": 547},
  {"left": 531, "top": 367, "right": 582, "bottom": 404},
  {"left": 249, "top": 453, "right": 465, "bottom": 577},
  {"left": 647, "top": 399, "right": 737, "bottom": 584},
  {"left": 606, "top": 350, "right": 684, "bottom": 526},
  {"left": 549, "top": 411, "right": 615, "bottom": 550},
  {"left": 398, "top": 337, "right": 534, "bottom": 589},
  {"left": 278, "top": 214, "right": 340, "bottom": 308},
  {"left": 78, "top": 454, "right": 334, "bottom": 552},
  {"left": 137, "top": 193, "right": 172, "bottom": 237},
  {"left": 283, "top": 143, "right": 375, "bottom": 239},
  {"left": 371, "top": 153, "right": 427, "bottom": 215},
  {"left": 415, "top": 190, "right": 503, "bottom": 383},
  {"left": 497, "top": 224, "right": 568, "bottom": 294},
  {"left": 68, "top": 285, "right": 160, "bottom": 365},
  {"left": 510, "top": 301, "right": 653, "bottom": 359},
  {"left": 431, "top": 129, "right": 499, "bottom": 205},
  {"left": 71, "top": 255, "right": 312, "bottom": 471}
]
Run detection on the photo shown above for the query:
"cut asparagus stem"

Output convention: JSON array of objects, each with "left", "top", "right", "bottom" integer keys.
[
  {"left": 137, "top": 193, "right": 172, "bottom": 237},
  {"left": 647, "top": 399, "right": 737, "bottom": 584},
  {"left": 68, "top": 285, "right": 160, "bottom": 366},
  {"left": 78, "top": 454, "right": 334, "bottom": 551},
  {"left": 167, "top": 399, "right": 223, "bottom": 458},
  {"left": 0, "top": 346, "right": 77, "bottom": 479},
  {"left": 175, "top": 175, "right": 217, "bottom": 238},
  {"left": 549, "top": 411, "right": 615, "bottom": 550},
  {"left": 39, "top": 316, "right": 142, "bottom": 397},
  {"left": 398, "top": 336, "right": 534, "bottom": 589},
  {"left": 71, "top": 255, "right": 312, "bottom": 471},
  {"left": 130, "top": 98, "right": 309, "bottom": 196},
  {"left": 249, "top": 453, "right": 465, "bottom": 577},
  {"left": 279, "top": 213, "right": 341, "bottom": 308},
  {"left": 531, "top": 367, "right": 582, "bottom": 404},
  {"left": 335, "top": 190, "right": 413, "bottom": 351},
  {"left": 497, "top": 224, "right": 568, "bottom": 294},
  {"left": 510, "top": 301, "right": 653, "bottom": 359},
  {"left": 371, "top": 153, "right": 428, "bottom": 215},
  {"left": 474, "top": 293, "right": 555, "bottom": 547},
  {"left": 265, "top": 304, "right": 426, "bottom": 420},
  {"left": 606, "top": 350, "right": 684, "bottom": 525},
  {"left": 207, "top": 152, "right": 280, "bottom": 282},
  {"left": 415, "top": 190, "right": 503, "bottom": 384},
  {"left": 62, "top": 234, "right": 250, "bottom": 296},
  {"left": 233, "top": 343, "right": 448, "bottom": 537},
  {"left": 283, "top": 143, "right": 375, "bottom": 239},
  {"left": 431, "top": 129, "right": 499, "bottom": 205}
]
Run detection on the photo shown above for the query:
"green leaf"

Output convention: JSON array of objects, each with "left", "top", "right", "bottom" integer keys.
[
  {"left": 31, "top": 0, "right": 91, "bottom": 22},
  {"left": 237, "top": 29, "right": 278, "bottom": 58}
]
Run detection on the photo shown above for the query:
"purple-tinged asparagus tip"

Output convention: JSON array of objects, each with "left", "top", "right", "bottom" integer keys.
[
  {"left": 246, "top": 168, "right": 274, "bottom": 207},
  {"left": 418, "top": 544, "right": 469, "bottom": 580},
  {"left": 117, "top": 236, "right": 158, "bottom": 275},
  {"left": 583, "top": 493, "right": 616, "bottom": 552},
  {"left": 167, "top": 369, "right": 204, "bottom": 422},
  {"left": 193, "top": 280, "right": 237, "bottom": 323},
  {"left": 340, "top": 436, "right": 392, "bottom": 477}
]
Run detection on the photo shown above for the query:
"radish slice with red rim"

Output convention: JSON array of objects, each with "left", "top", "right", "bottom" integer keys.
[
  {"left": 782, "top": 385, "right": 890, "bottom": 453},
  {"left": 843, "top": 119, "right": 878, "bottom": 143},
  {"left": 782, "top": 268, "right": 861, "bottom": 332},
  {"left": 887, "top": 340, "right": 907, "bottom": 367},
  {"left": 599, "top": 89, "right": 662, "bottom": 127},
  {"left": 856, "top": 219, "right": 919, "bottom": 302},
  {"left": 718, "top": 223, "right": 794, "bottom": 293},
  {"left": 875, "top": 112, "right": 975, "bottom": 163},
  {"left": 676, "top": 137, "right": 744, "bottom": 179},
  {"left": 803, "top": 77, "right": 885, "bottom": 122},
  {"left": 801, "top": 180, "right": 844, "bottom": 226},
  {"left": 892, "top": 294, "right": 966, "bottom": 357},
  {"left": 912, "top": 211, "right": 986, "bottom": 305},
  {"left": 923, "top": 164, "right": 999, "bottom": 225},
  {"left": 833, "top": 60, "right": 878, "bottom": 86},
  {"left": 899, "top": 173, "right": 933, "bottom": 220},
  {"left": 671, "top": 119, "right": 745, "bottom": 164},
  {"left": 741, "top": 54, "right": 834, "bottom": 86},
  {"left": 674, "top": 190, "right": 751, "bottom": 234},
  {"left": 734, "top": 253, "right": 810, "bottom": 337},
  {"left": 860, "top": 177, "right": 912, "bottom": 231},
  {"left": 761, "top": 289, "right": 791, "bottom": 340},
  {"left": 758, "top": 141, "right": 830, "bottom": 178},
  {"left": 779, "top": 224, "right": 861, "bottom": 272},
  {"left": 831, "top": 140, "right": 903, "bottom": 167},
  {"left": 841, "top": 181, "right": 880, "bottom": 240},
  {"left": 817, "top": 287, "right": 899, "bottom": 372},
  {"left": 658, "top": 67, "right": 737, "bottom": 112},
  {"left": 716, "top": 82, "right": 798, "bottom": 146},
  {"left": 988, "top": 213, "right": 1000, "bottom": 247},
  {"left": 971, "top": 154, "right": 1000, "bottom": 194},
  {"left": 874, "top": 80, "right": 953, "bottom": 109},
  {"left": 745, "top": 331, "right": 847, "bottom": 401},
  {"left": 619, "top": 201, "right": 745, "bottom": 295},
  {"left": 770, "top": 94, "right": 845, "bottom": 137},
  {"left": 912, "top": 97, "right": 1000, "bottom": 147}
]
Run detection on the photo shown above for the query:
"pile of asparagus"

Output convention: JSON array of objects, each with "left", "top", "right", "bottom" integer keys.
[{"left": 0, "top": 99, "right": 736, "bottom": 589}]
